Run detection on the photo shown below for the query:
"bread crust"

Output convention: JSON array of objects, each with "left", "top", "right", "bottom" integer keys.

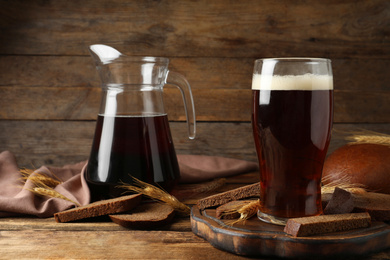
[
  {"left": 109, "top": 202, "right": 175, "bottom": 229},
  {"left": 284, "top": 212, "right": 371, "bottom": 237},
  {"left": 197, "top": 183, "right": 260, "bottom": 210},
  {"left": 54, "top": 194, "right": 142, "bottom": 223}
]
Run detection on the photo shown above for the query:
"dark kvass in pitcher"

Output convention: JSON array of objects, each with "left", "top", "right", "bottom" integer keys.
[{"left": 86, "top": 113, "right": 180, "bottom": 200}]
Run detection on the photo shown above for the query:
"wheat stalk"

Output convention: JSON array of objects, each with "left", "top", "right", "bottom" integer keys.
[
  {"left": 119, "top": 177, "right": 191, "bottom": 215},
  {"left": 341, "top": 129, "right": 390, "bottom": 146},
  {"left": 347, "top": 135, "right": 390, "bottom": 145},
  {"left": 321, "top": 174, "right": 367, "bottom": 195},
  {"left": 29, "top": 187, "right": 81, "bottom": 207},
  {"left": 20, "top": 168, "right": 62, "bottom": 188},
  {"left": 20, "top": 168, "right": 79, "bottom": 207},
  {"left": 225, "top": 200, "right": 260, "bottom": 225}
]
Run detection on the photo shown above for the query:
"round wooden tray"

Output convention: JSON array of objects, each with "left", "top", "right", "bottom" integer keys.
[{"left": 191, "top": 206, "right": 390, "bottom": 258}]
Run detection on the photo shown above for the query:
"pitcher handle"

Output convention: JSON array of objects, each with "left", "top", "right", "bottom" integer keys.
[{"left": 165, "top": 71, "right": 196, "bottom": 140}]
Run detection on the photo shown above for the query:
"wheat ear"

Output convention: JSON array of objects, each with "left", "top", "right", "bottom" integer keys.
[
  {"left": 321, "top": 174, "right": 367, "bottom": 195},
  {"left": 343, "top": 129, "right": 390, "bottom": 146},
  {"left": 225, "top": 200, "right": 260, "bottom": 226},
  {"left": 20, "top": 168, "right": 62, "bottom": 188},
  {"left": 21, "top": 168, "right": 79, "bottom": 207},
  {"left": 29, "top": 187, "right": 81, "bottom": 207},
  {"left": 118, "top": 177, "right": 190, "bottom": 215}
]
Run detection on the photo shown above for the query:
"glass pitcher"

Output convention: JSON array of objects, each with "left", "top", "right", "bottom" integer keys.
[{"left": 86, "top": 44, "right": 196, "bottom": 200}]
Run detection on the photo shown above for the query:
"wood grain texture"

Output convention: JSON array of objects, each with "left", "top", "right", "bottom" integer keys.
[
  {"left": 1, "top": 120, "right": 389, "bottom": 168},
  {"left": 0, "top": 172, "right": 389, "bottom": 260},
  {"left": 1, "top": 55, "right": 388, "bottom": 123},
  {"left": 1, "top": 56, "right": 389, "bottom": 91},
  {"left": 1, "top": 87, "right": 389, "bottom": 122},
  {"left": 191, "top": 207, "right": 390, "bottom": 258},
  {"left": 0, "top": 0, "right": 388, "bottom": 125},
  {"left": 0, "top": 213, "right": 389, "bottom": 260},
  {"left": 0, "top": 230, "right": 247, "bottom": 259},
  {"left": 0, "top": 0, "right": 388, "bottom": 58}
]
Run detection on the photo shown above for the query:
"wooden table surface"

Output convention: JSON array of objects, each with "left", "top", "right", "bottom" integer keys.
[{"left": 0, "top": 171, "right": 389, "bottom": 260}]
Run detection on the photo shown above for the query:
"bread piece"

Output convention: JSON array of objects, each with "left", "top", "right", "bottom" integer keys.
[
  {"left": 284, "top": 212, "right": 371, "bottom": 237},
  {"left": 323, "top": 143, "right": 390, "bottom": 194},
  {"left": 197, "top": 183, "right": 260, "bottom": 210},
  {"left": 216, "top": 200, "right": 254, "bottom": 219},
  {"left": 323, "top": 187, "right": 354, "bottom": 215},
  {"left": 54, "top": 194, "right": 142, "bottom": 223},
  {"left": 353, "top": 192, "right": 390, "bottom": 221},
  {"left": 110, "top": 202, "right": 175, "bottom": 229},
  {"left": 323, "top": 187, "right": 390, "bottom": 221}
]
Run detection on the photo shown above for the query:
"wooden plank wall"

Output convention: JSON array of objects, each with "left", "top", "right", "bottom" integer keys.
[{"left": 0, "top": 0, "right": 389, "bottom": 167}]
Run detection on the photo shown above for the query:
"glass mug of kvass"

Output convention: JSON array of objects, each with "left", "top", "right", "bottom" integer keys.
[
  {"left": 252, "top": 58, "right": 333, "bottom": 225},
  {"left": 86, "top": 44, "right": 196, "bottom": 201}
]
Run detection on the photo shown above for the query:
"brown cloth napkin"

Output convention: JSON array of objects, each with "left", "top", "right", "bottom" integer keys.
[
  {"left": 0, "top": 151, "right": 90, "bottom": 218},
  {"left": 0, "top": 151, "right": 258, "bottom": 218},
  {"left": 177, "top": 154, "right": 258, "bottom": 183}
]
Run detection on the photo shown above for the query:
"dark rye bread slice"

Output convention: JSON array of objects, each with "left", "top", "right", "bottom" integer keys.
[
  {"left": 109, "top": 202, "right": 175, "bottom": 229},
  {"left": 54, "top": 194, "right": 142, "bottom": 223},
  {"left": 284, "top": 212, "right": 371, "bottom": 237},
  {"left": 323, "top": 187, "right": 355, "bottom": 215},
  {"left": 353, "top": 192, "right": 390, "bottom": 221},
  {"left": 197, "top": 183, "right": 260, "bottom": 210},
  {"left": 322, "top": 187, "right": 390, "bottom": 221}
]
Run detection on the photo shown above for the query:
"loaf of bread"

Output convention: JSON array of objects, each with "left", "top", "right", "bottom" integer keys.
[
  {"left": 54, "top": 194, "right": 142, "bottom": 223},
  {"left": 110, "top": 202, "right": 175, "bottom": 229},
  {"left": 323, "top": 144, "right": 390, "bottom": 194}
]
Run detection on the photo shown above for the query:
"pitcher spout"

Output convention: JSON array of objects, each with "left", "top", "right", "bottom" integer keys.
[{"left": 89, "top": 44, "right": 123, "bottom": 65}]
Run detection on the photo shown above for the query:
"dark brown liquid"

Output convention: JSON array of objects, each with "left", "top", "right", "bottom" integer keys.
[
  {"left": 252, "top": 89, "right": 333, "bottom": 218},
  {"left": 86, "top": 114, "right": 180, "bottom": 201}
]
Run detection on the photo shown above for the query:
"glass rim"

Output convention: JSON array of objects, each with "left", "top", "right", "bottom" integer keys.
[
  {"left": 120, "top": 56, "right": 170, "bottom": 64},
  {"left": 255, "top": 57, "right": 331, "bottom": 63}
]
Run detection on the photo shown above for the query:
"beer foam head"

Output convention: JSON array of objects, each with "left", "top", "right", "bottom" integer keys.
[{"left": 252, "top": 74, "right": 333, "bottom": 90}]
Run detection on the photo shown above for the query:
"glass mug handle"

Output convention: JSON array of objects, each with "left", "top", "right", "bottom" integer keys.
[{"left": 165, "top": 71, "right": 196, "bottom": 140}]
